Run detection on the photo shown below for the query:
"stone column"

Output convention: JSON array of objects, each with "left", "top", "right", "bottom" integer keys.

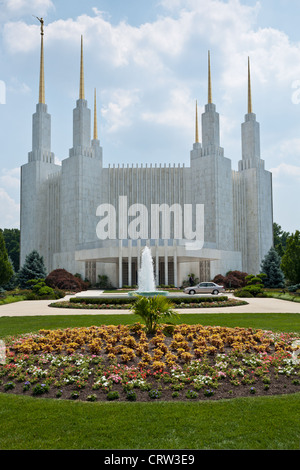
[
  {"left": 174, "top": 242, "right": 178, "bottom": 287},
  {"left": 164, "top": 240, "right": 168, "bottom": 285},
  {"left": 118, "top": 240, "right": 123, "bottom": 288},
  {"left": 128, "top": 239, "right": 132, "bottom": 286}
]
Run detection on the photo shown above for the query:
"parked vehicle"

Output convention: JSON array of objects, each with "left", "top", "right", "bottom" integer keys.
[{"left": 183, "top": 282, "right": 225, "bottom": 295}]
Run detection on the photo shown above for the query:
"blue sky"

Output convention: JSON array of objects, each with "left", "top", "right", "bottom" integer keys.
[{"left": 0, "top": 0, "right": 300, "bottom": 234}]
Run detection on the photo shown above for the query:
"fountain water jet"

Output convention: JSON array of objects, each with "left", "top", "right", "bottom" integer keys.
[{"left": 128, "top": 246, "right": 168, "bottom": 297}]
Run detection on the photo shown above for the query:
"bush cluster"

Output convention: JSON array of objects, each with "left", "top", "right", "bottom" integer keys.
[
  {"left": 69, "top": 295, "right": 228, "bottom": 305},
  {"left": 46, "top": 269, "right": 89, "bottom": 292},
  {"left": 212, "top": 271, "right": 248, "bottom": 289}
]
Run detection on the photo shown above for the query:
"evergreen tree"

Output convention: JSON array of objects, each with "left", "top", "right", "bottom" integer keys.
[
  {"left": 260, "top": 247, "right": 285, "bottom": 288},
  {"left": 281, "top": 231, "right": 300, "bottom": 284},
  {"left": 0, "top": 231, "right": 14, "bottom": 287},
  {"left": 18, "top": 250, "right": 47, "bottom": 288}
]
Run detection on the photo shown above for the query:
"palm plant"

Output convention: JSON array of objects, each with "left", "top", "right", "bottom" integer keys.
[{"left": 130, "top": 295, "right": 178, "bottom": 334}]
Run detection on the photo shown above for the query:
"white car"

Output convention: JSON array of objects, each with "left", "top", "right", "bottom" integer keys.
[{"left": 184, "top": 282, "right": 225, "bottom": 295}]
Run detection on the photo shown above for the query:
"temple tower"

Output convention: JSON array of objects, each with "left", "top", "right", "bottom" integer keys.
[
  {"left": 190, "top": 52, "right": 236, "bottom": 277},
  {"left": 20, "top": 19, "right": 60, "bottom": 270},
  {"left": 58, "top": 36, "right": 103, "bottom": 273},
  {"left": 233, "top": 58, "right": 273, "bottom": 273}
]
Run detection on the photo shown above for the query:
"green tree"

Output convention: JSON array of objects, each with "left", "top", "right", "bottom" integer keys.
[
  {"left": 260, "top": 247, "right": 285, "bottom": 288},
  {"left": 281, "top": 231, "right": 300, "bottom": 284},
  {"left": 273, "top": 223, "right": 290, "bottom": 257},
  {"left": 2, "top": 256, "right": 19, "bottom": 290},
  {"left": 0, "top": 231, "right": 14, "bottom": 287},
  {"left": 0, "top": 228, "right": 20, "bottom": 272},
  {"left": 18, "top": 250, "right": 47, "bottom": 288}
]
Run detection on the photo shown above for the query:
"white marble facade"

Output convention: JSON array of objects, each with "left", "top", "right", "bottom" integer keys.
[{"left": 20, "top": 40, "right": 273, "bottom": 287}]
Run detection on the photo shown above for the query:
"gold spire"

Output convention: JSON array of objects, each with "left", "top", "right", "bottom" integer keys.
[
  {"left": 93, "top": 88, "right": 98, "bottom": 140},
  {"left": 248, "top": 56, "right": 252, "bottom": 114},
  {"left": 195, "top": 100, "right": 199, "bottom": 143},
  {"left": 208, "top": 50, "right": 212, "bottom": 104},
  {"left": 79, "top": 35, "right": 85, "bottom": 100},
  {"left": 37, "top": 18, "right": 45, "bottom": 104}
]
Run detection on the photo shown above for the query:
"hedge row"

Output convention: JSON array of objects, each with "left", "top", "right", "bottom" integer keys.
[{"left": 69, "top": 295, "right": 228, "bottom": 305}]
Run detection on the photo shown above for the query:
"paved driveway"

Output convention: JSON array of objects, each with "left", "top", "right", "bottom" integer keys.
[{"left": 0, "top": 292, "right": 300, "bottom": 316}]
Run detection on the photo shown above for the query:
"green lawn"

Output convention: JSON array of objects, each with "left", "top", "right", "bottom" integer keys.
[
  {"left": 0, "top": 311, "right": 299, "bottom": 450},
  {"left": 0, "top": 312, "right": 299, "bottom": 338},
  {"left": 0, "top": 392, "right": 299, "bottom": 450}
]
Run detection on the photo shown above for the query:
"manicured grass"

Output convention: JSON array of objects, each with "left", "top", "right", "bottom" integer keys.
[
  {"left": 0, "top": 392, "right": 299, "bottom": 449},
  {"left": 0, "top": 311, "right": 299, "bottom": 450},
  {"left": 0, "top": 312, "right": 299, "bottom": 339}
]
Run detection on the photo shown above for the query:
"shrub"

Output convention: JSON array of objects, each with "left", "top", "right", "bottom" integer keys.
[
  {"left": 234, "top": 289, "right": 253, "bottom": 298},
  {"left": 213, "top": 271, "right": 248, "bottom": 289},
  {"left": 107, "top": 391, "right": 120, "bottom": 401},
  {"left": 4, "top": 382, "right": 15, "bottom": 391},
  {"left": 186, "top": 389, "right": 198, "bottom": 399},
  {"left": 87, "top": 394, "right": 97, "bottom": 402},
  {"left": 32, "top": 383, "right": 49, "bottom": 395},
  {"left": 126, "top": 391, "right": 137, "bottom": 401},
  {"left": 288, "top": 284, "right": 300, "bottom": 293},
  {"left": 148, "top": 389, "right": 162, "bottom": 399},
  {"left": 243, "top": 284, "right": 264, "bottom": 297},
  {"left": 97, "top": 275, "right": 113, "bottom": 289},
  {"left": 46, "top": 269, "right": 88, "bottom": 292}
]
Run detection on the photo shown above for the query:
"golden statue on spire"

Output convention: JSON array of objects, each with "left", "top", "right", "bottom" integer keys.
[
  {"left": 33, "top": 16, "right": 45, "bottom": 103},
  {"left": 34, "top": 16, "right": 44, "bottom": 35}
]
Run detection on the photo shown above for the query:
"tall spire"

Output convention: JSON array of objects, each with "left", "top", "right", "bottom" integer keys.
[
  {"left": 93, "top": 88, "right": 98, "bottom": 140},
  {"left": 195, "top": 100, "right": 199, "bottom": 143},
  {"left": 208, "top": 50, "right": 212, "bottom": 104},
  {"left": 248, "top": 56, "right": 252, "bottom": 114},
  {"left": 79, "top": 35, "right": 85, "bottom": 100},
  {"left": 37, "top": 17, "right": 45, "bottom": 104}
]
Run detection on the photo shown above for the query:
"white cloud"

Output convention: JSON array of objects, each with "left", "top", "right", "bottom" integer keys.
[
  {"left": 0, "top": 188, "right": 20, "bottom": 229},
  {"left": 7, "top": 77, "right": 31, "bottom": 94},
  {"left": 5, "top": 0, "right": 54, "bottom": 16},
  {"left": 3, "top": 21, "right": 38, "bottom": 53},
  {"left": 142, "top": 86, "right": 195, "bottom": 134},
  {"left": 270, "top": 163, "right": 300, "bottom": 190},
  {"left": 101, "top": 88, "right": 141, "bottom": 133},
  {"left": 0, "top": 167, "right": 20, "bottom": 191}
]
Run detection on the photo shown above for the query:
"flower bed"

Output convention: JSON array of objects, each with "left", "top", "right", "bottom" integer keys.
[
  {"left": 50, "top": 296, "right": 248, "bottom": 310},
  {"left": 1, "top": 323, "right": 299, "bottom": 402}
]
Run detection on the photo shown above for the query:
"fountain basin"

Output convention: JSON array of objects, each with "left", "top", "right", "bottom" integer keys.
[{"left": 128, "top": 290, "right": 168, "bottom": 297}]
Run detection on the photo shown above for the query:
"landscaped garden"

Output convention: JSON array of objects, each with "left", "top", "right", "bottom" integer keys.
[
  {"left": 50, "top": 294, "right": 248, "bottom": 310},
  {"left": 1, "top": 319, "right": 299, "bottom": 403},
  {"left": 0, "top": 312, "right": 299, "bottom": 450}
]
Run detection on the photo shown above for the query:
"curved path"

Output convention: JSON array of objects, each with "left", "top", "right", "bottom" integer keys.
[{"left": 0, "top": 292, "right": 300, "bottom": 316}]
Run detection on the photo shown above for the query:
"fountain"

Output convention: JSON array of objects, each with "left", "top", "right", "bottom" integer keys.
[{"left": 128, "top": 246, "right": 168, "bottom": 297}]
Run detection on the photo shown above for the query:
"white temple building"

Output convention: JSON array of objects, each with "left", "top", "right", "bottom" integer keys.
[{"left": 20, "top": 28, "right": 273, "bottom": 288}]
